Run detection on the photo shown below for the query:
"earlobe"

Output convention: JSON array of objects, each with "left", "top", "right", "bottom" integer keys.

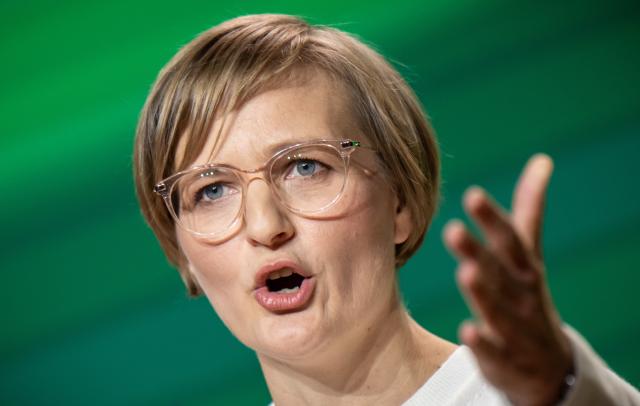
[{"left": 393, "top": 197, "right": 413, "bottom": 245}]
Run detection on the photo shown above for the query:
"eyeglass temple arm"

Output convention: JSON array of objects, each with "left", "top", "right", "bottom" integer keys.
[
  {"left": 154, "top": 182, "right": 169, "bottom": 197},
  {"left": 341, "top": 140, "right": 359, "bottom": 147}
]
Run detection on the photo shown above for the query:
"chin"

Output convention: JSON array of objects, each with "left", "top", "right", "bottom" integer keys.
[{"left": 251, "top": 307, "right": 330, "bottom": 361}]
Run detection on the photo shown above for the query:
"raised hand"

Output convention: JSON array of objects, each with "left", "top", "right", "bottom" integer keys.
[{"left": 443, "top": 154, "right": 573, "bottom": 406}]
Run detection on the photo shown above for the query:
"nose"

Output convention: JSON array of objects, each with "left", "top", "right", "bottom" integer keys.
[{"left": 243, "top": 179, "right": 295, "bottom": 249}]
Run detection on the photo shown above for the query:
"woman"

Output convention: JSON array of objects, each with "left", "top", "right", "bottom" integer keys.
[{"left": 133, "top": 14, "right": 639, "bottom": 405}]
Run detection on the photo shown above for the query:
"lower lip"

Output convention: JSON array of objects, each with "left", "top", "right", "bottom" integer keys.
[{"left": 254, "top": 277, "right": 316, "bottom": 313}]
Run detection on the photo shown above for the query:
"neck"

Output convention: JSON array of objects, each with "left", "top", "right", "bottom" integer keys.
[{"left": 257, "top": 294, "right": 457, "bottom": 406}]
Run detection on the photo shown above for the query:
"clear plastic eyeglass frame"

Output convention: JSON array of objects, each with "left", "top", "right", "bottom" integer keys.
[{"left": 154, "top": 139, "right": 374, "bottom": 241}]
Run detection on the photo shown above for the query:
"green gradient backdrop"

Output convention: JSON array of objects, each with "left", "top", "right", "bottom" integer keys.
[{"left": 1, "top": 1, "right": 639, "bottom": 404}]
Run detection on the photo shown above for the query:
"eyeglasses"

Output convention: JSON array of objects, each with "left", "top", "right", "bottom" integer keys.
[{"left": 154, "top": 139, "right": 374, "bottom": 241}]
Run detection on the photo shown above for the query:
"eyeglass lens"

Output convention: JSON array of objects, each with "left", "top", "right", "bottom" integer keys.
[{"left": 170, "top": 144, "right": 348, "bottom": 237}]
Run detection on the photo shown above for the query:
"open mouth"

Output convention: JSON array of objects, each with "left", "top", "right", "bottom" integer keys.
[
  {"left": 266, "top": 268, "right": 306, "bottom": 293},
  {"left": 254, "top": 260, "right": 316, "bottom": 312}
]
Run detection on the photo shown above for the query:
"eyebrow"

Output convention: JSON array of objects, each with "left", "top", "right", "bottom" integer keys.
[
  {"left": 207, "top": 135, "right": 342, "bottom": 169},
  {"left": 202, "top": 138, "right": 295, "bottom": 166},
  {"left": 262, "top": 140, "right": 297, "bottom": 156},
  {"left": 262, "top": 139, "right": 318, "bottom": 156},
  {"left": 257, "top": 136, "right": 339, "bottom": 158}
]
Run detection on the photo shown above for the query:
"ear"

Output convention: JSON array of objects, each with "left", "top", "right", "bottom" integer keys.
[{"left": 393, "top": 195, "right": 413, "bottom": 245}]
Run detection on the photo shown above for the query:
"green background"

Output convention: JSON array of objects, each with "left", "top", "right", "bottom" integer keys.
[{"left": 1, "top": 0, "right": 639, "bottom": 404}]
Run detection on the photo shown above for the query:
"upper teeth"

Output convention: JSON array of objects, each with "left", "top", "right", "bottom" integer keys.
[{"left": 268, "top": 268, "right": 293, "bottom": 280}]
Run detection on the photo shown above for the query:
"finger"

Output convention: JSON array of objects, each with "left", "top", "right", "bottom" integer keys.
[
  {"left": 460, "top": 321, "right": 536, "bottom": 404},
  {"left": 512, "top": 154, "right": 554, "bottom": 258},
  {"left": 446, "top": 222, "right": 524, "bottom": 334},
  {"left": 456, "top": 259, "right": 523, "bottom": 343},
  {"left": 459, "top": 321, "right": 512, "bottom": 382},
  {"left": 445, "top": 219, "right": 530, "bottom": 297},
  {"left": 444, "top": 220, "right": 524, "bottom": 300},
  {"left": 464, "top": 187, "right": 534, "bottom": 282},
  {"left": 459, "top": 320, "right": 504, "bottom": 355},
  {"left": 456, "top": 246, "right": 551, "bottom": 349},
  {"left": 443, "top": 219, "right": 483, "bottom": 260}
]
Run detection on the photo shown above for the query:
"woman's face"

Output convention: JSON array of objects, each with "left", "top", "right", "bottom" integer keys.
[{"left": 176, "top": 72, "right": 412, "bottom": 362}]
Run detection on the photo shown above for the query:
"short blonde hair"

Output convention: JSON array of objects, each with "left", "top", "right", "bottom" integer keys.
[{"left": 134, "top": 14, "right": 440, "bottom": 297}]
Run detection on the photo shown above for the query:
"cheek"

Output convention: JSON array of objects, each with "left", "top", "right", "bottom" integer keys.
[
  {"left": 180, "top": 237, "right": 236, "bottom": 287},
  {"left": 180, "top": 239, "right": 262, "bottom": 346},
  {"left": 301, "top": 186, "right": 398, "bottom": 305},
  {"left": 339, "top": 180, "right": 397, "bottom": 266},
  {"left": 176, "top": 232, "right": 246, "bottom": 316}
]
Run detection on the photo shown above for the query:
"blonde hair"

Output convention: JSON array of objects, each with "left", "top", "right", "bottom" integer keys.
[{"left": 134, "top": 14, "right": 440, "bottom": 297}]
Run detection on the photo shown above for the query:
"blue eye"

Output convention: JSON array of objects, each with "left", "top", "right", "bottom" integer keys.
[
  {"left": 284, "top": 158, "right": 330, "bottom": 180},
  {"left": 203, "top": 184, "right": 224, "bottom": 200},
  {"left": 195, "top": 183, "right": 236, "bottom": 204},
  {"left": 294, "top": 160, "right": 317, "bottom": 176}
]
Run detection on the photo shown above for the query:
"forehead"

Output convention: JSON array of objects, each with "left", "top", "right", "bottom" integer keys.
[{"left": 180, "top": 71, "right": 362, "bottom": 170}]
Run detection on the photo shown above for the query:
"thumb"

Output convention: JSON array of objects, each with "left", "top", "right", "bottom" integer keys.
[{"left": 511, "top": 154, "right": 554, "bottom": 258}]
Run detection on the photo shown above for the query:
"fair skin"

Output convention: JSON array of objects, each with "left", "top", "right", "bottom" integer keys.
[
  {"left": 444, "top": 157, "right": 573, "bottom": 406},
  {"left": 176, "top": 72, "right": 571, "bottom": 405}
]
